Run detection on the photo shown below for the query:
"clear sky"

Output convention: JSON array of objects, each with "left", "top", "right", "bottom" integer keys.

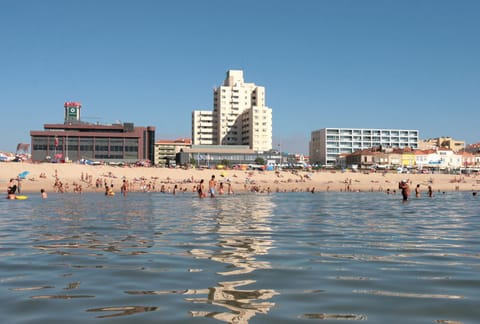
[{"left": 1, "top": 0, "right": 479, "bottom": 155}]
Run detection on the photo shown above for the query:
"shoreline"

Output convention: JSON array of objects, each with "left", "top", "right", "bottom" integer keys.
[{"left": 2, "top": 162, "right": 479, "bottom": 196}]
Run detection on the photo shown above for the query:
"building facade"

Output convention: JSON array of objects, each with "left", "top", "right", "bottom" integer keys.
[
  {"left": 179, "top": 145, "right": 281, "bottom": 168},
  {"left": 418, "top": 137, "right": 465, "bottom": 152},
  {"left": 309, "top": 128, "right": 419, "bottom": 167},
  {"left": 30, "top": 102, "right": 156, "bottom": 163},
  {"left": 192, "top": 70, "right": 272, "bottom": 152},
  {"left": 192, "top": 111, "right": 214, "bottom": 145},
  {"left": 154, "top": 138, "right": 192, "bottom": 166}
]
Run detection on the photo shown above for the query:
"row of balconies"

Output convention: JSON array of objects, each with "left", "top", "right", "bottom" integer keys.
[
  {"left": 326, "top": 139, "right": 417, "bottom": 145},
  {"left": 326, "top": 130, "right": 418, "bottom": 137},
  {"left": 326, "top": 144, "right": 416, "bottom": 151},
  {"left": 327, "top": 136, "right": 418, "bottom": 141}
]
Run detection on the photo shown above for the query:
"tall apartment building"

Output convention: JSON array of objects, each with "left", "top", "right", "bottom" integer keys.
[
  {"left": 192, "top": 70, "right": 272, "bottom": 152},
  {"left": 192, "top": 111, "right": 214, "bottom": 145},
  {"left": 309, "top": 128, "right": 419, "bottom": 167}
]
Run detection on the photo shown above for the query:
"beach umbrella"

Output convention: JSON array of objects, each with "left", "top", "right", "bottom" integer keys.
[{"left": 18, "top": 171, "right": 30, "bottom": 179}]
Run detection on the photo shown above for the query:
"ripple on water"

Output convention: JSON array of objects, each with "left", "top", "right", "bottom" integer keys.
[{"left": 0, "top": 192, "right": 479, "bottom": 323}]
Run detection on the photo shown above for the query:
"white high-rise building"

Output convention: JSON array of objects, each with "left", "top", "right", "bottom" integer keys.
[
  {"left": 192, "top": 111, "right": 214, "bottom": 145},
  {"left": 192, "top": 70, "right": 272, "bottom": 152},
  {"left": 310, "top": 128, "right": 419, "bottom": 167}
]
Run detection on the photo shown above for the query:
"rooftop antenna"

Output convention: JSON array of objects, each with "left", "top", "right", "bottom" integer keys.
[{"left": 83, "top": 116, "right": 102, "bottom": 124}]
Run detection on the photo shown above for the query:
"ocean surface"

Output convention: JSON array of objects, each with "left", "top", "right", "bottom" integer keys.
[{"left": 0, "top": 191, "right": 479, "bottom": 324}]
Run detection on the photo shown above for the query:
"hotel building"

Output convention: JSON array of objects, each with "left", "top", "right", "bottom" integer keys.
[
  {"left": 192, "top": 70, "right": 272, "bottom": 152},
  {"left": 309, "top": 128, "right": 419, "bottom": 167},
  {"left": 30, "top": 102, "right": 156, "bottom": 163}
]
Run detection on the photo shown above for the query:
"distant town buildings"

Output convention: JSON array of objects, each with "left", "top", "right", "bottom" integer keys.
[
  {"left": 309, "top": 128, "right": 419, "bottom": 167},
  {"left": 341, "top": 146, "right": 478, "bottom": 171},
  {"left": 30, "top": 102, "right": 156, "bottom": 163},
  {"left": 22, "top": 74, "right": 479, "bottom": 169},
  {"left": 465, "top": 142, "right": 480, "bottom": 154},
  {"left": 418, "top": 137, "right": 465, "bottom": 152},
  {"left": 192, "top": 70, "right": 272, "bottom": 152}
]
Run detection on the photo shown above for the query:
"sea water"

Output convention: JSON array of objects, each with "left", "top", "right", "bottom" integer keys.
[{"left": 0, "top": 191, "right": 479, "bottom": 323}]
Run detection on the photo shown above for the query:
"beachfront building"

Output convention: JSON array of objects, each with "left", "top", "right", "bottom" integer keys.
[
  {"left": 400, "top": 147, "right": 416, "bottom": 168},
  {"left": 344, "top": 147, "right": 412, "bottom": 169},
  {"left": 309, "top": 128, "right": 419, "bottom": 167},
  {"left": 437, "top": 148, "right": 463, "bottom": 169},
  {"left": 30, "top": 102, "right": 156, "bottom": 164},
  {"left": 154, "top": 138, "right": 192, "bottom": 167},
  {"left": 176, "top": 145, "right": 281, "bottom": 168},
  {"left": 458, "top": 151, "right": 476, "bottom": 168},
  {"left": 415, "top": 149, "right": 441, "bottom": 169},
  {"left": 465, "top": 143, "right": 480, "bottom": 167},
  {"left": 345, "top": 149, "right": 391, "bottom": 169},
  {"left": 192, "top": 70, "right": 273, "bottom": 152},
  {"left": 415, "top": 149, "right": 465, "bottom": 170}
]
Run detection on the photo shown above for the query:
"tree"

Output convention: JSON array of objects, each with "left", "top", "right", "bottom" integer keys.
[
  {"left": 255, "top": 157, "right": 265, "bottom": 165},
  {"left": 220, "top": 159, "right": 230, "bottom": 167}
]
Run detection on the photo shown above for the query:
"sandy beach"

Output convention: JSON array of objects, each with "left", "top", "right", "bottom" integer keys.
[{"left": 2, "top": 162, "right": 479, "bottom": 197}]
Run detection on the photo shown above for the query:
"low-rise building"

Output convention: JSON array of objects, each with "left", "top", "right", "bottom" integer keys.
[
  {"left": 154, "top": 138, "right": 192, "bottom": 166},
  {"left": 178, "top": 145, "right": 281, "bottom": 168},
  {"left": 400, "top": 147, "right": 416, "bottom": 168},
  {"left": 345, "top": 149, "right": 387, "bottom": 168},
  {"left": 30, "top": 102, "right": 156, "bottom": 163},
  {"left": 415, "top": 149, "right": 441, "bottom": 169},
  {"left": 437, "top": 148, "right": 463, "bottom": 169}
]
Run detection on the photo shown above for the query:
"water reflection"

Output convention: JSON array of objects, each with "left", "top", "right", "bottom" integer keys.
[
  {"left": 8, "top": 195, "right": 158, "bottom": 319},
  {"left": 302, "top": 313, "right": 367, "bottom": 320},
  {"left": 354, "top": 289, "right": 464, "bottom": 299},
  {"left": 2, "top": 192, "right": 479, "bottom": 323},
  {"left": 188, "top": 195, "right": 278, "bottom": 323},
  {"left": 86, "top": 305, "right": 158, "bottom": 318},
  {"left": 30, "top": 294, "right": 95, "bottom": 299},
  {"left": 29, "top": 195, "right": 156, "bottom": 259}
]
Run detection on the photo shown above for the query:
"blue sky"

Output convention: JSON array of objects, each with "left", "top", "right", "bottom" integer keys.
[{"left": 1, "top": 0, "right": 479, "bottom": 155}]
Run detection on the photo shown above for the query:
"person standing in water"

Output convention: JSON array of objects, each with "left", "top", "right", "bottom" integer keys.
[
  {"left": 415, "top": 184, "right": 421, "bottom": 197},
  {"left": 399, "top": 180, "right": 410, "bottom": 201},
  {"left": 208, "top": 175, "right": 216, "bottom": 198},
  {"left": 198, "top": 179, "right": 205, "bottom": 198},
  {"left": 7, "top": 178, "right": 17, "bottom": 199},
  {"left": 428, "top": 185, "right": 433, "bottom": 197},
  {"left": 121, "top": 179, "right": 128, "bottom": 197}
]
